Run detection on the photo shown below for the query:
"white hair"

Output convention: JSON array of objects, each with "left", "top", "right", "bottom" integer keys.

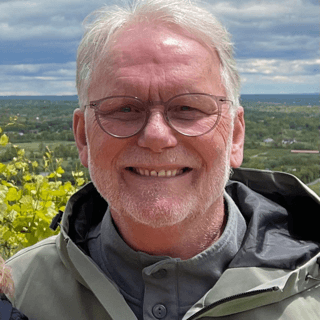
[{"left": 76, "top": 0, "right": 241, "bottom": 116}]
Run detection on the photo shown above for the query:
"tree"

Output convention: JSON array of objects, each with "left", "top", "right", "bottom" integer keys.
[{"left": 0, "top": 126, "right": 87, "bottom": 259}]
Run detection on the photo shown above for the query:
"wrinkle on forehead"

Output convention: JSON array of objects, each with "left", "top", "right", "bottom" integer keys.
[
  {"left": 89, "top": 23, "right": 224, "bottom": 99},
  {"left": 109, "top": 23, "right": 216, "bottom": 67}
]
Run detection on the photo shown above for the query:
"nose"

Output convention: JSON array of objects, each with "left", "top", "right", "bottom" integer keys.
[{"left": 137, "top": 108, "right": 178, "bottom": 152}]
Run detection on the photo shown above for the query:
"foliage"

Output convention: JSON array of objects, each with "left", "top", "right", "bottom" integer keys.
[
  {"left": 0, "top": 126, "right": 87, "bottom": 260},
  {"left": 242, "top": 148, "right": 319, "bottom": 185}
]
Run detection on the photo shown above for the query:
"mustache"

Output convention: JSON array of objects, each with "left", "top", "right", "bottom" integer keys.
[{"left": 117, "top": 145, "right": 202, "bottom": 168}]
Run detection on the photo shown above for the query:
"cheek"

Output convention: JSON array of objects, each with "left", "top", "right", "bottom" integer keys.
[
  {"left": 190, "top": 138, "right": 221, "bottom": 173},
  {"left": 193, "top": 121, "right": 233, "bottom": 172},
  {"left": 214, "top": 115, "right": 233, "bottom": 147},
  {"left": 86, "top": 123, "right": 112, "bottom": 167}
]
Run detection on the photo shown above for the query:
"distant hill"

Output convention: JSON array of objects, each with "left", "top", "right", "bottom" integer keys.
[
  {"left": 0, "top": 94, "right": 318, "bottom": 105},
  {"left": 240, "top": 94, "right": 319, "bottom": 105},
  {"left": 0, "top": 95, "right": 78, "bottom": 101}
]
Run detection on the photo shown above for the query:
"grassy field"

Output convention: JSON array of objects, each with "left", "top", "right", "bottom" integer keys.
[
  {"left": 7, "top": 141, "right": 76, "bottom": 151},
  {"left": 243, "top": 148, "right": 291, "bottom": 158}
]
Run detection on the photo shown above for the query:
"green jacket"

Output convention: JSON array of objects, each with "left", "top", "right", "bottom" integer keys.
[{"left": 6, "top": 168, "right": 320, "bottom": 319}]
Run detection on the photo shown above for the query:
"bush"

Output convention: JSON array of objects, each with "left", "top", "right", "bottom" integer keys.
[{"left": 0, "top": 126, "right": 87, "bottom": 259}]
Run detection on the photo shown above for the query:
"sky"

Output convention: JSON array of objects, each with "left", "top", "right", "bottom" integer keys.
[{"left": 0, "top": 0, "right": 319, "bottom": 96}]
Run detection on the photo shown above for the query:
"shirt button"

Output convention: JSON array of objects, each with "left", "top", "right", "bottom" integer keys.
[
  {"left": 152, "top": 304, "right": 167, "bottom": 319},
  {"left": 152, "top": 269, "right": 167, "bottom": 279}
]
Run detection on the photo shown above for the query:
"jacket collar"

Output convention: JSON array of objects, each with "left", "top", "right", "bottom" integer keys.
[{"left": 60, "top": 167, "right": 320, "bottom": 270}]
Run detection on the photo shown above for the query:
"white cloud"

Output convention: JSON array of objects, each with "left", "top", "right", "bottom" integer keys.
[
  {"left": 34, "top": 76, "right": 59, "bottom": 81},
  {"left": 2, "top": 0, "right": 316, "bottom": 41},
  {"left": 0, "top": 0, "right": 318, "bottom": 95},
  {"left": 208, "top": 0, "right": 318, "bottom": 22},
  {"left": 0, "top": 62, "right": 77, "bottom": 96},
  {"left": 0, "top": 91, "right": 43, "bottom": 96},
  {"left": 267, "top": 76, "right": 302, "bottom": 83},
  {"left": 0, "top": 62, "right": 76, "bottom": 75},
  {"left": 0, "top": 0, "right": 108, "bottom": 40},
  {"left": 1, "top": 64, "right": 41, "bottom": 73},
  {"left": 237, "top": 57, "right": 319, "bottom": 93},
  {"left": 238, "top": 58, "right": 320, "bottom": 76},
  {"left": 0, "top": 21, "right": 82, "bottom": 41},
  {"left": 206, "top": 0, "right": 319, "bottom": 61}
]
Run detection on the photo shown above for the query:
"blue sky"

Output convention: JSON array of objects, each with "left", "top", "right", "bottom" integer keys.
[{"left": 0, "top": 0, "right": 319, "bottom": 96}]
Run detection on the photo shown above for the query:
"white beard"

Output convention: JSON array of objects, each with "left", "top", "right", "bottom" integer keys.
[{"left": 87, "top": 125, "right": 233, "bottom": 229}]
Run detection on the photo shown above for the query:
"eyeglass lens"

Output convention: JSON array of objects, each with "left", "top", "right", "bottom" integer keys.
[{"left": 95, "top": 94, "right": 221, "bottom": 137}]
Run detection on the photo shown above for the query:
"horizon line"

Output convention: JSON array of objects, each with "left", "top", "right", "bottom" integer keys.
[{"left": 0, "top": 93, "right": 319, "bottom": 97}]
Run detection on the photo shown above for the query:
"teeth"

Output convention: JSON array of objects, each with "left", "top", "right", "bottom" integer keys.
[
  {"left": 158, "top": 170, "right": 166, "bottom": 177},
  {"left": 131, "top": 167, "right": 188, "bottom": 177}
]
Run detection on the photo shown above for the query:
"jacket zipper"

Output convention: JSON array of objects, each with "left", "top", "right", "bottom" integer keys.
[{"left": 186, "top": 286, "right": 280, "bottom": 320}]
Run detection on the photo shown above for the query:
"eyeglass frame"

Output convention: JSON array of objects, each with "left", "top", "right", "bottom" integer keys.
[{"left": 86, "top": 93, "right": 233, "bottom": 138}]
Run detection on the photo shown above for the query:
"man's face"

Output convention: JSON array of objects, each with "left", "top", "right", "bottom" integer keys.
[{"left": 74, "top": 23, "right": 244, "bottom": 228}]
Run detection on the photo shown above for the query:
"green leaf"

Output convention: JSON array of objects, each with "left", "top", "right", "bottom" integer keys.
[
  {"left": 3, "top": 231, "right": 12, "bottom": 241},
  {"left": 76, "top": 178, "right": 85, "bottom": 186},
  {"left": 23, "top": 174, "right": 32, "bottom": 181},
  {"left": 0, "top": 134, "right": 9, "bottom": 146},
  {"left": 56, "top": 166, "right": 65, "bottom": 174},
  {"left": 32, "top": 161, "right": 39, "bottom": 168},
  {"left": 6, "top": 188, "right": 21, "bottom": 201}
]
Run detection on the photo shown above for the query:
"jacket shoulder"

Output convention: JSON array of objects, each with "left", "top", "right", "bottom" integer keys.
[
  {"left": 6, "top": 235, "right": 58, "bottom": 271},
  {"left": 5, "top": 236, "right": 114, "bottom": 320},
  {"left": 6, "top": 236, "right": 63, "bottom": 310}
]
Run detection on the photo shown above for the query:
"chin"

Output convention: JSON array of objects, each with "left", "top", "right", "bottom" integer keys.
[
  {"left": 93, "top": 174, "right": 224, "bottom": 229},
  {"left": 88, "top": 151, "right": 231, "bottom": 230},
  {"left": 116, "top": 194, "right": 200, "bottom": 228}
]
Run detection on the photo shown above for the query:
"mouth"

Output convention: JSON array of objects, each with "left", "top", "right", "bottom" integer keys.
[{"left": 125, "top": 167, "right": 192, "bottom": 178}]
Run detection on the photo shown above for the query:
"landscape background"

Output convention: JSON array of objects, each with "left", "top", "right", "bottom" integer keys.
[
  {"left": 1, "top": 94, "right": 319, "bottom": 196},
  {"left": 0, "top": 0, "right": 319, "bottom": 257},
  {"left": 1, "top": 0, "right": 318, "bottom": 190}
]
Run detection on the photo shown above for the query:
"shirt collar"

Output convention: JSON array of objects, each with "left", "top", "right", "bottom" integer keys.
[{"left": 87, "top": 191, "right": 246, "bottom": 313}]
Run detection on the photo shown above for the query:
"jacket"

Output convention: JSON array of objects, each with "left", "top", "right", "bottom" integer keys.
[{"left": 6, "top": 168, "right": 320, "bottom": 319}]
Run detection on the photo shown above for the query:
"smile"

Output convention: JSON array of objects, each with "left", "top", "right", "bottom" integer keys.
[{"left": 126, "top": 167, "right": 192, "bottom": 177}]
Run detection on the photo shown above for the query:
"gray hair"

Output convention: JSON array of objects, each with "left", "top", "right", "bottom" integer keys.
[{"left": 76, "top": 0, "right": 241, "bottom": 116}]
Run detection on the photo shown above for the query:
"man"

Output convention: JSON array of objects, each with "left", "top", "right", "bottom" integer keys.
[{"left": 6, "top": 0, "right": 320, "bottom": 319}]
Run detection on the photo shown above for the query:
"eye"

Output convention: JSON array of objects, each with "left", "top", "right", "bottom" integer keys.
[
  {"left": 180, "top": 106, "right": 192, "bottom": 111},
  {"left": 174, "top": 105, "right": 197, "bottom": 112},
  {"left": 99, "top": 103, "right": 142, "bottom": 115},
  {"left": 120, "top": 106, "right": 135, "bottom": 113},
  {"left": 168, "top": 105, "right": 207, "bottom": 121}
]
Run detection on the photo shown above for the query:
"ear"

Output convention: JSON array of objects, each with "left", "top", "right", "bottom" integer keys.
[
  {"left": 230, "top": 106, "right": 245, "bottom": 168},
  {"left": 73, "top": 108, "right": 88, "bottom": 168}
]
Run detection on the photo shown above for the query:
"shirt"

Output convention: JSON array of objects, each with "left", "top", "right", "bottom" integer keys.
[{"left": 86, "top": 191, "right": 247, "bottom": 320}]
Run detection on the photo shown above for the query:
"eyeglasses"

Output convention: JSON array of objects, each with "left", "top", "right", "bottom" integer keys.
[{"left": 87, "top": 93, "right": 232, "bottom": 138}]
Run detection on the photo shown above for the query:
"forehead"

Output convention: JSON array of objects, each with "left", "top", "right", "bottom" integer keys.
[
  {"left": 89, "top": 23, "right": 223, "bottom": 99},
  {"left": 111, "top": 23, "right": 212, "bottom": 63}
]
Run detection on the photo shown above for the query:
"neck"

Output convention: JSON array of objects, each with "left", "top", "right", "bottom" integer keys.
[{"left": 111, "top": 196, "right": 226, "bottom": 260}]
